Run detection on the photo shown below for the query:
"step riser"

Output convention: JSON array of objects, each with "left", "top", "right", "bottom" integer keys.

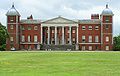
[{"left": 41, "top": 45, "right": 76, "bottom": 51}]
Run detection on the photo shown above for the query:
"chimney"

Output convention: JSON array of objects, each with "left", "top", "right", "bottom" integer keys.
[
  {"left": 91, "top": 14, "right": 99, "bottom": 19},
  {"left": 27, "top": 15, "right": 33, "bottom": 20}
]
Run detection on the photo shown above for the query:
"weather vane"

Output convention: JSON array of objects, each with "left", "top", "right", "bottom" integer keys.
[{"left": 107, "top": 0, "right": 111, "bottom": 4}]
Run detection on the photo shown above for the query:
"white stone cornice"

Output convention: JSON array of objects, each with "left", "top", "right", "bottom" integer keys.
[
  {"left": 102, "top": 23, "right": 112, "bottom": 24},
  {"left": 41, "top": 24, "right": 78, "bottom": 27}
]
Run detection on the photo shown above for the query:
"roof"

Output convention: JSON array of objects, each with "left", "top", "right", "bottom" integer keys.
[
  {"left": 6, "top": 4, "right": 20, "bottom": 16},
  {"left": 79, "top": 19, "right": 101, "bottom": 24},
  {"left": 20, "top": 19, "right": 41, "bottom": 24}
]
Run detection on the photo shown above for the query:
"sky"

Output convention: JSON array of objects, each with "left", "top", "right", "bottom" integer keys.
[{"left": 0, "top": 0, "right": 120, "bottom": 36}]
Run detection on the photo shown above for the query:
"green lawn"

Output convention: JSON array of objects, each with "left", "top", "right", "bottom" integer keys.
[{"left": 0, "top": 51, "right": 120, "bottom": 76}]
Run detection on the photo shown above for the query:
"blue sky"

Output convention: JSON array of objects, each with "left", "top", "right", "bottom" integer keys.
[{"left": 0, "top": 0, "right": 119, "bottom": 36}]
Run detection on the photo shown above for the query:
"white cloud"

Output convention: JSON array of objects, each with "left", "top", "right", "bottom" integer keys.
[{"left": 0, "top": 0, "right": 119, "bottom": 35}]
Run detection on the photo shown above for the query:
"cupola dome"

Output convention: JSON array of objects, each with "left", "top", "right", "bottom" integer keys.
[
  {"left": 6, "top": 4, "right": 20, "bottom": 16},
  {"left": 101, "top": 4, "right": 113, "bottom": 15}
]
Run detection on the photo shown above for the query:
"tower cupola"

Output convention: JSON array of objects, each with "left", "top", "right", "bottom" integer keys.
[
  {"left": 6, "top": 4, "right": 20, "bottom": 16},
  {"left": 101, "top": 4, "right": 113, "bottom": 15}
]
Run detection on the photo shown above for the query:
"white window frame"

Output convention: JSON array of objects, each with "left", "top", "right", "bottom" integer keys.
[
  {"left": 10, "top": 25, "right": 14, "bottom": 29},
  {"left": 89, "top": 26, "right": 92, "bottom": 30},
  {"left": 10, "top": 37, "right": 13, "bottom": 42},
  {"left": 34, "top": 26, "right": 38, "bottom": 30},
  {"left": 82, "top": 26, "right": 85, "bottom": 30},
  {"left": 34, "top": 35, "right": 38, "bottom": 42},
  {"left": 89, "top": 36, "right": 92, "bottom": 43},
  {"left": 106, "top": 36, "right": 109, "bottom": 42},
  {"left": 10, "top": 17, "right": 14, "bottom": 22},
  {"left": 82, "top": 36, "right": 85, "bottom": 43},
  {"left": 21, "top": 26, "right": 25, "bottom": 30},
  {"left": 28, "top": 35, "right": 31, "bottom": 42},
  {"left": 95, "top": 26, "right": 99, "bottom": 30},
  {"left": 82, "top": 46, "right": 85, "bottom": 50},
  {"left": 22, "top": 35, "right": 25, "bottom": 42},
  {"left": 106, "top": 46, "right": 109, "bottom": 50},
  {"left": 95, "top": 36, "right": 99, "bottom": 42},
  {"left": 89, "top": 46, "right": 92, "bottom": 51},
  {"left": 106, "top": 25, "right": 109, "bottom": 29},
  {"left": 28, "top": 26, "right": 32, "bottom": 30}
]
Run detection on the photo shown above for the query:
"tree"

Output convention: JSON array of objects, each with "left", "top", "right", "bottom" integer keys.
[
  {"left": 113, "top": 35, "right": 120, "bottom": 51},
  {"left": 0, "top": 23, "right": 8, "bottom": 51}
]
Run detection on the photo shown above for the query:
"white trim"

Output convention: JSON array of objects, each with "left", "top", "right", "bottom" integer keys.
[
  {"left": 112, "top": 16, "right": 113, "bottom": 44},
  {"left": 69, "top": 26, "right": 72, "bottom": 45},
  {"left": 101, "top": 15, "right": 103, "bottom": 45},
  {"left": 62, "top": 26, "right": 65, "bottom": 45},
  {"left": 55, "top": 26, "right": 57, "bottom": 45},
  {"left": 16, "top": 16, "right": 18, "bottom": 44},
  {"left": 102, "top": 23, "right": 112, "bottom": 24},
  {"left": 41, "top": 26, "right": 43, "bottom": 44},
  {"left": 76, "top": 26, "right": 79, "bottom": 44},
  {"left": 20, "top": 42, "right": 39, "bottom": 44},
  {"left": 41, "top": 24, "right": 78, "bottom": 27},
  {"left": 47, "top": 26, "right": 50, "bottom": 45},
  {"left": 79, "top": 43, "right": 101, "bottom": 44},
  {"left": 8, "top": 23, "right": 19, "bottom": 24}
]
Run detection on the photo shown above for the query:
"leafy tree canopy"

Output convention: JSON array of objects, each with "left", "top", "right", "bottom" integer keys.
[
  {"left": 0, "top": 23, "right": 8, "bottom": 50},
  {"left": 113, "top": 35, "right": 120, "bottom": 51}
]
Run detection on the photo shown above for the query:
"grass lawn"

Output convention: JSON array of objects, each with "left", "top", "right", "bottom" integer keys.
[{"left": 0, "top": 51, "right": 120, "bottom": 76}]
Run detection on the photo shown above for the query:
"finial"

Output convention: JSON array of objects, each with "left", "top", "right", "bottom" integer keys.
[
  {"left": 106, "top": 4, "right": 108, "bottom": 8},
  {"left": 12, "top": 2, "right": 14, "bottom": 8},
  {"left": 106, "top": 0, "right": 111, "bottom": 8}
]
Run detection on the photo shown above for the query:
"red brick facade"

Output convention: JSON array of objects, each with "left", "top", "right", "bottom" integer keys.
[{"left": 6, "top": 4, "right": 114, "bottom": 51}]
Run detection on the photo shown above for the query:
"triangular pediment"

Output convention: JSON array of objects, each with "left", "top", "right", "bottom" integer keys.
[{"left": 42, "top": 16, "right": 77, "bottom": 24}]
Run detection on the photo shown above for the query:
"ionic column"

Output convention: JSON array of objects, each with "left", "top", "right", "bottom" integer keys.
[
  {"left": 69, "top": 26, "right": 72, "bottom": 45},
  {"left": 47, "top": 26, "right": 50, "bottom": 45},
  {"left": 41, "top": 26, "right": 43, "bottom": 44},
  {"left": 62, "top": 26, "right": 65, "bottom": 45},
  {"left": 55, "top": 26, "right": 57, "bottom": 45},
  {"left": 76, "top": 26, "right": 79, "bottom": 44}
]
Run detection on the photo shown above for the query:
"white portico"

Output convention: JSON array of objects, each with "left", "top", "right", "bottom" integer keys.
[{"left": 41, "top": 16, "right": 78, "bottom": 45}]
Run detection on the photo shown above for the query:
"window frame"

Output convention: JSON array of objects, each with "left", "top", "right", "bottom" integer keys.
[
  {"left": 89, "top": 26, "right": 92, "bottom": 30},
  {"left": 82, "top": 26, "right": 86, "bottom": 30},
  {"left": 82, "top": 36, "right": 85, "bottom": 43},
  {"left": 22, "top": 35, "right": 25, "bottom": 42},
  {"left": 34, "top": 26, "right": 38, "bottom": 30},
  {"left": 10, "top": 37, "right": 14, "bottom": 42},
  {"left": 95, "top": 36, "right": 99, "bottom": 43},
  {"left": 34, "top": 35, "right": 38, "bottom": 42},
  {"left": 89, "top": 36, "right": 92, "bottom": 43},
  {"left": 10, "top": 25, "right": 14, "bottom": 29},
  {"left": 106, "top": 36, "right": 109, "bottom": 42}
]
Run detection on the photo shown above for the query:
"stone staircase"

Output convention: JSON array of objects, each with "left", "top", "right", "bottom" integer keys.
[{"left": 40, "top": 45, "right": 76, "bottom": 51}]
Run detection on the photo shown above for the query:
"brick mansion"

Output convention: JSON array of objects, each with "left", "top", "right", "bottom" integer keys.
[{"left": 6, "top": 4, "right": 114, "bottom": 51}]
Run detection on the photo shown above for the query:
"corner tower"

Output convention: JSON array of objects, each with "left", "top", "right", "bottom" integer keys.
[
  {"left": 6, "top": 4, "right": 20, "bottom": 50},
  {"left": 101, "top": 4, "right": 114, "bottom": 51}
]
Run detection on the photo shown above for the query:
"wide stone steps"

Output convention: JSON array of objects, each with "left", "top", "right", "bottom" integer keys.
[{"left": 41, "top": 45, "right": 76, "bottom": 51}]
